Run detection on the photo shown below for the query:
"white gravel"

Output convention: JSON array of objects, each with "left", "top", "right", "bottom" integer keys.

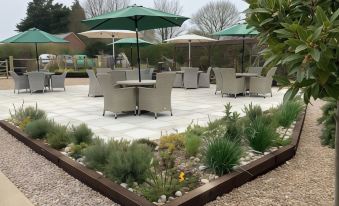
[
  {"left": 207, "top": 100, "right": 334, "bottom": 206},
  {"left": 0, "top": 128, "right": 118, "bottom": 206}
]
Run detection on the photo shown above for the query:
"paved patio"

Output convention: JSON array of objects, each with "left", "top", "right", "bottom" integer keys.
[{"left": 0, "top": 85, "right": 286, "bottom": 141}]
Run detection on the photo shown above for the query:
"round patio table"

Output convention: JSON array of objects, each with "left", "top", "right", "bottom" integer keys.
[
  {"left": 236, "top": 73, "right": 260, "bottom": 94},
  {"left": 116, "top": 80, "right": 156, "bottom": 86}
]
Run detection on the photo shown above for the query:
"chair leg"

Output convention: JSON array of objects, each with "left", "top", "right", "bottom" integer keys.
[
  {"left": 154, "top": 113, "right": 157, "bottom": 119},
  {"left": 64, "top": 87, "right": 66, "bottom": 91},
  {"left": 235, "top": 94, "right": 237, "bottom": 99},
  {"left": 138, "top": 109, "right": 141, "bottom": 116},
  {"left": 114, "top": 113, "right": 117, "bottom": 119},
  {"left": 170, "top": 111, "right": 173, "bottom": 116},
  {"left": 103, "top": 110, "right": 105, "bottom": 116},
  {"left": 134, "top": 110, "right": 137, "bottom": 116}
]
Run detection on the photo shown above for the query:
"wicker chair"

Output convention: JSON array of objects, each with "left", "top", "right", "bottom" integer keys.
[
  {"left": 126, "top": 70, "right": 139, "bottom": 80},
  {"left": 198, "top": 67, "right": 212, "bottom": 88},
  {"left": 183, "top": 67, "right": 199, "bottom": 89},
  {"left": 138, "top": 72, "right": 176, "bottom": 119},
  {"left": 86, "top": 69, "right": 103, "bottom": 97},
  {"left": 220, "top": 68, "right": 245, "bottom": 98},
  {"left": 51, "top": 72, "right": 67, "bottom": 91},
  {"left": 247, "top": 67, "right": 263, "bottom": 75},
  {"left": 110, "top": 70, "right": 126, "bottom": 84},
  {"left": 97, "top": 74, "right": 137, "bottom": 119},
  {"left": 173, "top": 73, "right": 183, "bottom": 88},
  {"left": 27, "top": 72, "right": 46, "bottom": 94},
  {"left": 140, "top": 68, "right": 154, "bottom": 80},
  {"left": 249, "top": 67, "right": 277, "bottom": 98},
  {"left": 9, "top": 71, "right": 29, "bottom": 94},
  {"left": 212, "top": 68, "right": 222, "bottom": 94},
  {"left": 96, "top": 68, "right": 111, "bottom": 74}
]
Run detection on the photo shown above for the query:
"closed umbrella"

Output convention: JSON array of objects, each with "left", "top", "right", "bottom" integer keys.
[
  {"left": 1, "top": 28, "right": 68, "bottom": 71},
  {"left": 165, "top": 34, "right": 216, "bottom": 67},
  {"left": 108, "top": 38, "right": 153, "bottom": 68},
  {"left": 213, "top": 23, "right": 259, "bottom": 72},
  {"left": 82, "top": 4, "right": 189, "bottom": 82},
  {"left": 78, "top": 30, "right": 136, "bottom": 68}
]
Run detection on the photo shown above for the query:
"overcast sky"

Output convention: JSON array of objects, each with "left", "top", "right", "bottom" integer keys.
[{"left": 0, "top": 0, "right": 249, "bottom": 40}]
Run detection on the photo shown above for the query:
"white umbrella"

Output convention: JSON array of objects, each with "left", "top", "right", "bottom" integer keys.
[
  {"left": 165, "top": 34, "right": 216, "bottom": 67},
  {"left": 78, "top": 30, "right": 139, "bottom": 68}
]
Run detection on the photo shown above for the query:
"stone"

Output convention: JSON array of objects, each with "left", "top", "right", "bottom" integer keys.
[
  {"left": 264, "top": 152, "right": 270, "bottom": 155},
  {"left": 96, "top": 171, "right": 103, "bottom": 176},
  {"left": 128, "top": 188, "right": 134, "bottom": 192},
  {"left": 120, "top": 183, "right": 128, "bottom": 188},
  {"left": 181, "top": 187, "right": 190, "bottom": 192},
  {"left": 190, "top": 156, "right": 195, "bottom": 160},
  {"left": 201, "top": 179, "right": 209, "bottom": 184},
  {"left": 76, "top": 157, "right": 84, "bottom": 163},
  {"left": 159, "top": 195, "right": 167, "bottom": 203},
  {"left": 133, "top": 182, "right": 138, "bottom": 187},
  {"left": 175, "top": 191, "right": 182, "bottom": 197},
  {"left": 155, "top": 146, "right": 159, "bottom": 151},
  {"left": 199, "top": 165, "right": 207, "bottom": 171},
  {"left": 168, "top": 196, "right": 175, "bottom": 201},
  {"left": 64, "top": 146, "right": 71, "bottom": 153},
  {"left": 194, "top": 157, "right": 200, "bottom": 162}
]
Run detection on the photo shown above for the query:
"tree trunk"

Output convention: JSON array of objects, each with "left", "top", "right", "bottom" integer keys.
[{"left": 336, "top": 100, "right": 339, "bottom": 206}]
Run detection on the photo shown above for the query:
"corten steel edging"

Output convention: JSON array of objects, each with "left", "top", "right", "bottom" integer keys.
[
  {"left": 0, "top": 108, "right": 306, "bottom": 206},
  {"left": 0, "top": 120, "right": 153, "bottom": 206}
]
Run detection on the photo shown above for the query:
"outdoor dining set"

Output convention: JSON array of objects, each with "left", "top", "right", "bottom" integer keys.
[{"left": 10, "top": 70, "right": 67, "bottom": 94}]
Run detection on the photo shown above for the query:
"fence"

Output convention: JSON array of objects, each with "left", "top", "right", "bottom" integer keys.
[{"left": 0, "top": 60, "right": 9, "bottom": 78}]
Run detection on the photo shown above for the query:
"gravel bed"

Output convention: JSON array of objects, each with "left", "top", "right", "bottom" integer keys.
[
  {"left": 0, "top": 128, "right": 118, "bottom": 206},
  {"left": 207, "top": 100, "right": 334, "bottom": 206}
]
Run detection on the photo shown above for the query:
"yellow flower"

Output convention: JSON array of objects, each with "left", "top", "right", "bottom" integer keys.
[{"left": 179, "top": 172, "right": 185, "bottom": 183}]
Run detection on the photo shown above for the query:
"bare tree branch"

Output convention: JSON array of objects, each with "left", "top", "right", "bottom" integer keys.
[{"left": 83, "top": 0, "right": 130, "bottom": 18}]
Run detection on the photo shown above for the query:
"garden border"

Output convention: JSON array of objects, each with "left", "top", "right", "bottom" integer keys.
[{"left": 0, "top": 109, "right": 306, "bottom": 206}]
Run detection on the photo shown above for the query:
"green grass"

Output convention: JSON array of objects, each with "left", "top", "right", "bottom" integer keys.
[
  {"left": 46, "top": 124, "right": 71, "bottom": 149},
  {"left": 275, "top": 99, "right": 304, "bottom": 128},
  {"left": 70, "top": 123, "right": 93, "bottom": 144}
]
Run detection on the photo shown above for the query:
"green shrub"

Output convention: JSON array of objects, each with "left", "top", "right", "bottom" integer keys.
[
  {"left": 25, "top": 119, "right": 55, "bottom": 139},
  {"left": 184, "top": 133, "right": 202, "bottom": 157},
  {"left": 244, "top": 117, "right": 278, "bottom": 152},
  {"left": 318, "top": 99, "right": 336, "bottom": 148},
  {"left": 223, "top": 103, "right": 242, "bottom": 141},
  {"left": 70, "top": 123, "right": 93, "bottom": 144},
  {"left": 135, "top": 138, "right": 158, "bottom": 150},
  {"left": 275, "top": 99, "right": 303, "bottom": 128},
  {"left": 159, "top": 133, "right": 185, "bottom": 153},
  {"left": 186, "top": 123, "right": 206, "bottom": 137},
  {"left": 46, "top": 124, "right": 71, "bottom": 149},
  {"left": 105, "top": 142, "right": 153, "bottom": 183},
  {"left": 204, "top": 137, "right": 243, "bottom": 175},
  {"left": 10, "top": 103, "right": 46, "bottom": 128},
  {"left": 242, "top": 103, "right": 263, "bottom": 122},
  {"left": 69, "top": 143, "right": 88, "bottom": 159}
]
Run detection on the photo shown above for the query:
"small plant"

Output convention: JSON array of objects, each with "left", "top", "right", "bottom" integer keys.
[
  {"left": 184, "top": 132, "right": 201, "bottom": 157},
  {"left": 244, "top": 116, "right": 278, "bottom": 153},
  {"left": 223, "top": 104, "right": 242, "bottom": 141},
  {"left": 135, "top": 138, "right": 158, "bottom": 150},
  {"left": 318, "top": 98, "right": 336, "bottom": 148},
  {"left": 70, "top": 123, "right": 93, "bottom": 144},
  {"left": 186, "top": 123, "right": 206, "bottom": 137},
  {"left": 46, "top": 124, "right": 71, "bottom": 149},
  {"left": 105, "top": 142, "right": 153, "bottom": 184},
  {"left": 242, "top": 103, "right": 263, "bottom": 122},
  {"left": 204, "top": 137, "right": 243, "bottom": 175},
  {"left": 9, "top": 102, "right": 46, "bottom": 127},
  {"left": 159, "top": 133, "right": 184, "bottom": 153},
  {"left": 25, "top": 119, "right": 55, "bottom": 139},
  {"left": 275, "top": 99, "right": 304, "bottom": 128},
  {"left": 69, "top": 143, "right": 88, "bottom": 159}
]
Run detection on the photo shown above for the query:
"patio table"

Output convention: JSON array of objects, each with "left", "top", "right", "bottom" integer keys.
[
  {"left": 24, "top": 72, "right": 54, "bottom": 91},
  {"left": 236, "top": 73, "right": 260, "bottom": 92},
  {"left": 116, "top": 80, "right": 156, "bottom": 87}
]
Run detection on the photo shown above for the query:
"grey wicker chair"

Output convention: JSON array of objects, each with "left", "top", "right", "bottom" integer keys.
[
  {"left": 126, "top": 70, "right": 139, "bottom": 80},
  {"left": 220, "top": 68, "right": 245, "bottom": 98},
  {"left": 96, "top": 68, "right": 111, "bottom": 74},
  {"left": 97, "top": 74, "right": 137, "bottom": 119},
  {"left": 183, "top": 67, "right": 199, "bottom": 89},
  {"left": 140, "top": 68, "right": 154, "bottom": 80},
  {"left": 9, "top": 71, "right": 29, "bottom": 94},
  {"left": 247, "top": 67, "right": 263, "bottom": 75},
  {"left": 51, "top": 72, "right": 67, "bottom": 91},
  {"left": 249, "top": 67, "right": 277, "bottom": 98},
  {"left": 110, "top": 70, "right": 126, "bottom": 84},
  {"left": 173, "top": 73, "right": 183, "bottom": 88},
  {"left": 212, "top": 68, "right": 222, "bottom": 94},
  {"left": 139, "top": 72, "right": 176, "bottom": 119},
  {"left": 27, "top": 72, "right": 46, "bottom": 94},
  {"left": 86, "top": 69, "right": 103, "bottom": 97},
  {"left": 198, "top": 67, "right": 212, "bottom": 88}
]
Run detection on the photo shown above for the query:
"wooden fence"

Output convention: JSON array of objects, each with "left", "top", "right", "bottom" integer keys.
[{"left": 0, "top": 60, "right": 9, "bottom": 78}]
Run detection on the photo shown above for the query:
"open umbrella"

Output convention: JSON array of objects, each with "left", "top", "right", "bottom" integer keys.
[
  {"left": 82, "top": 4, "right": 189, "bottom": 82},
  {"left": 213, "top": 23, "right": 259, "bottom": 72},
  {"left": 1, "top": 28, "right": 68, "bottom": 71},
  {"left": 78, "top": 30, "right": 136, "bottom": 68},
  {"left": 108, "top": 38, "right": 153, "bottom": 68},
  {"left": 165, "top": 34, "right": 216, "bottom": 68}
]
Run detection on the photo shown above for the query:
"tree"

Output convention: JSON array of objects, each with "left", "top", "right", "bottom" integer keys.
[
  {"left": 83, "top": 0, "right": 130, "bottom": 18},
  {"left": 192, "top": 0, "right": 240, "bottom": 35},
  {"left": 246, "top": 0, "right": 339, "bottom": 204},
  {"left": 68, "top": 0, "right": 87, "bottom": 33},
  {"left": 153, "top": 0, "right": 184, "bottom": 42},
  {"left": 17, "top": 0, "right": 70, "bottom": 33}
]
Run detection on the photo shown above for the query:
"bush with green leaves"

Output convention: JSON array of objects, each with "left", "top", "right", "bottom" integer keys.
[
  {"left": 69, "top": 143, "right": 88, "bottom": 159},
  {"left": 242, "top": 103, "right": 263, "bottom": 122},
  {"left": 244, "top": 116, "right": 279, "bottom": 153},
  {"left": 46, "top": 124, "right": 71, "bottom": 149},
  {"left": 105, "top": 142, "right": 153, "bottom": 184},
  {"left": 223, "top": 103, "right": 242, "bottom": 141},
  {"left": 9, "top": 103, "right": 46, "bottom": 128},
  {"left": 135, "top": 138, "right": 158, "bottom": 150},
  {"left": 204, "top": 137, "right": 243, "bottom": 175},
  {"left": 25, "top": 119, "right": 55, "bottom": 139},
  {"left": 70, "top": 123, "right": 93, "bottom": 144},
  {"left": 184, "top": 132, "right": 202, "bottom": 157},
  {"left": 318, "top": 99, "right": 336, "bottom": 148},
  {"left": 275, "top": 98, "right": 304, "bottom": 128}
]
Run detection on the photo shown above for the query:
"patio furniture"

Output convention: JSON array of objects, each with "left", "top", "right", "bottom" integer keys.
[
  {"left": 249, "top": 67, "right": 277, "bottom": 98},
  {"left": 236, "top": 72, "right": 260, "bottom": 91},
  {"left": 198, "top": 67, "right": 212, "bottom": 88},
  {"left": 96, "top": 68, "right": 111, "bottom": 74},
  {"left": 9, "top": 71, "right": 29, "bottom": 94},
  {"left": 173, "top": 73, "right": 183, "bottom": 88},
  {"left": 247, "top": 67, "right": 263, "bottom": 75},
  {"left": 125, "top": 70, "right": 138, "bottom": 80},
  {"left": 86, "top": 69, "right": 103, "bottom": 97},
  {"left": 212, "top": 67, "right": 222, "bottom": 94},
  {"left": 184, "top": 67, "right": 199, "bottom": 89},
  {"left": 110, "top": 70, "right": 126, "bottom": 84},
  {"left": 97, "top": 74, "right": 137, "bottom": 119},
  {"left": 138, "top": 72, "right": 176, "bottom": 119},
  {"left": 140, "top": 68, "right": 154, "bottom": 80},
  {"left": 51, "top": 72, "right": 67, "bottom": 91},
  {"left": 220, "top": 68, "right": 245, "bottom": 98},
  {"left": 27, "top": 72, "right": 46, "bottom": 94},
  {"left": 116, "top": 80, "right": 156, "bottom": 87}
]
